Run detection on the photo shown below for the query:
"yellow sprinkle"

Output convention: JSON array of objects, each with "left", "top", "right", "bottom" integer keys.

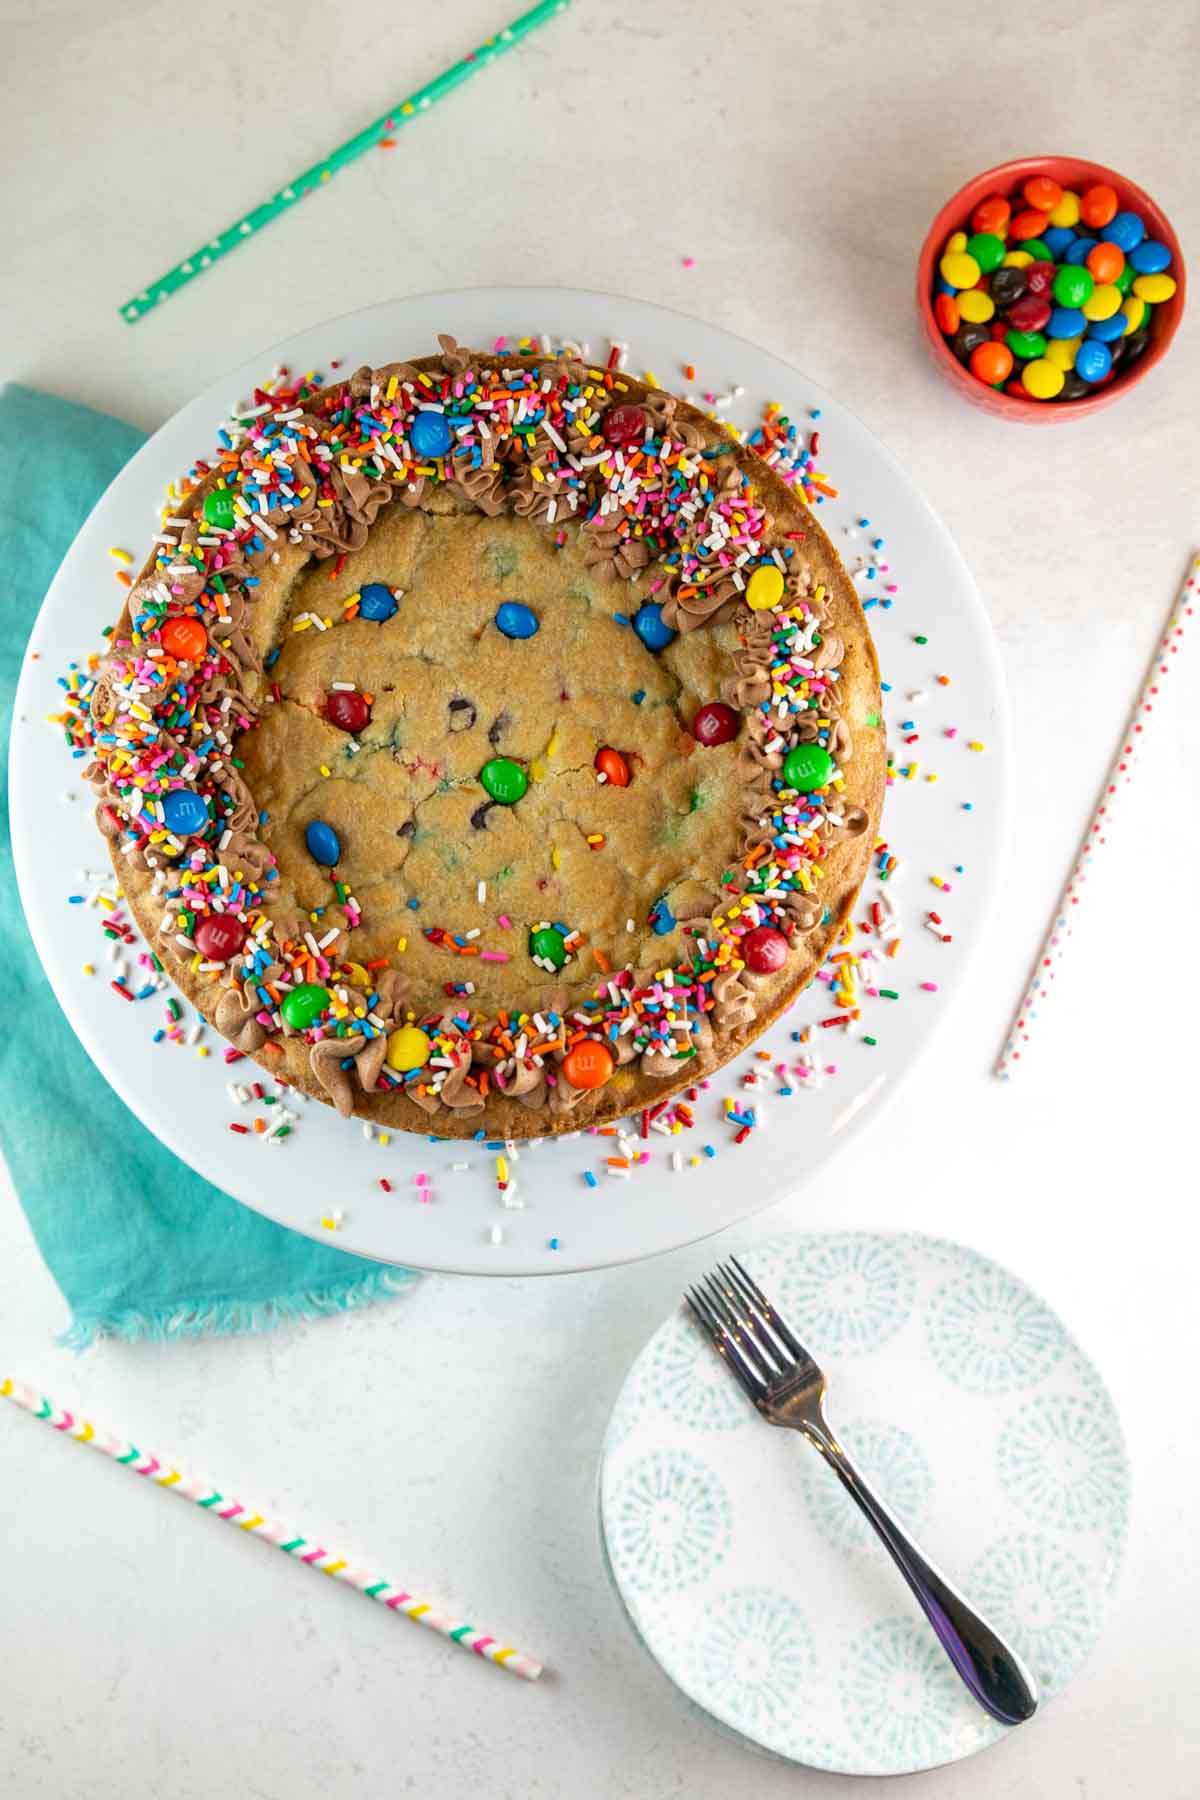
[
  {"left": 545, "top": 731, "right": 559, "bottom": 758},
  {"left": 925, "top": 773, "right": 937, "bottom": 783},
  {"left": 551, "top": 846, "right": 561, "bottom": 871},
  {"left": 108, "top": 546, "right": 132, "bottom": 563},
  {"left": 385, "top": 375, "right": 398, "bottom": 400},
  {"left": 931, "top": 876, "right": 948, "bottom": 890},
  {"left": 530, "top": 761, "right": 546, "bottom": 781},
  {"left": 905, "top": 762, "right": 918, "bottom": 780},
  {"left": 644, "top": 369, "right": 660, "bottom": 388},
  {"left": 197, "top": 1046, "right": 209, "bottom": 1059},
  {"left": 320, "top": 764, "right": 331, "bottom": 777},
  {"left": 967, "top": 741, "right": 986, "bottom": 752},
  {"left": 344, "top": 592, "right": 361, "bottom": 607},
  {"left": 292, "top": 617, "right": 312, "bottom": 632},
  {"left": 82, "top": 963, "right": 94, "bottom": 976},
  {"left": 96, "top": 896, "right": 115, "bottom": 913},
  {"left": 496, "top": 1155, "right": 508, "bottom": 1184},
  {"left": 396, "top": 937, "right": 407, "bottom": 953},
  {"left": 320, "top": 1215, "right": 339, "bottom": 1231},
  {"left": 379, "top": 1133, "right": 390, "bottom": 1146}
]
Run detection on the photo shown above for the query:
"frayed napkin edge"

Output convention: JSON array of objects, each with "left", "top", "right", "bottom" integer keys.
[{"left": 59, "top": 1265, "right": 420, "bottom": 1352}]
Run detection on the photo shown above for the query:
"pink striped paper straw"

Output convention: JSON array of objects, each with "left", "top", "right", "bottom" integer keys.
[
  {"left": 1, "top": 1377, "right": 542, "bottom": 1682},
  {"left": 995, "top": 551, "right": 1198, "bottom": 1078}
]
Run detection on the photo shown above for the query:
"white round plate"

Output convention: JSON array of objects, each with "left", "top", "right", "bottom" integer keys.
[
  {"left": 10, "top": 289, "right": 1008, "bottom": 1274},
  {"left": 599, "top": 1231, "right": 1129, "bottom": 1776}
]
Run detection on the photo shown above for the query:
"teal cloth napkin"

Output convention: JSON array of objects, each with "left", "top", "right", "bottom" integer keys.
[{"left": 0, "top": 384, "right": 417, "bottom": 1348}]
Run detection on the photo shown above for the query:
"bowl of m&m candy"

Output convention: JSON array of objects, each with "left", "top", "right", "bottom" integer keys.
[{"left": 918, "top": 156, "right": 1185, "bottom": 421}]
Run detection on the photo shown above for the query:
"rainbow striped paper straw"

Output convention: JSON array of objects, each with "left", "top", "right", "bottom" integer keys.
[
  {"left": 995, "top": 550, "right": 1198, "bottom": 1078},
  {"left": 119, "top": 0, "right": 571, "bottom": 324},
  {"left": 1, "top": 1378, "right": 543, "bottom": 1682}
]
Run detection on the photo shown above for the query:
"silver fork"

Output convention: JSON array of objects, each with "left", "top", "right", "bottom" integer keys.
[{"left": 687, "top": 1256, "right": 1038, "bottom": 1727}]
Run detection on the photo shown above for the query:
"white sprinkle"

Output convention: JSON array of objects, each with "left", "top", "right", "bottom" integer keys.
[
  {"left": 477, "top": 880, "right": 486, "bottom": 904},
  {"left": 489, "top": 1224, "right": 504, "bottom": 1245}
]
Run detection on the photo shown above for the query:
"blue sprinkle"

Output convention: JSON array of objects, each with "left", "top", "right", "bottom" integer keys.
[
  {"left": 858, "top": 517, "right": 871, "bottom": 527},
  {"left": 963, "top": 802, "right": 973, "bottom": 811},
  {"left": 68, "top": 895, "right": 83, "bottom": 905},
  {"left": 584, "top": 1171, "right": 598, "bottom": 1189},
  {"left": 631, "top": 688, "right": 646, "bottom": 705},
  {"left": 152, "top": 1028, "right": 165, "bottom": 1042},
  {"left": 811, "top": 408, "right": 822, "bottom": 418},
  {"left": 548, "top": 1237, "right": 560, "bottom": 1251},
  {"left": 702, "top": 1144, "right": 716, "bottom": 1159}
]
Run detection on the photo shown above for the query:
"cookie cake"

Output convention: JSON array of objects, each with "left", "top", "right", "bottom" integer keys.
[{"left": 74, "top": 336, "right": 886, "bottom": 1139}]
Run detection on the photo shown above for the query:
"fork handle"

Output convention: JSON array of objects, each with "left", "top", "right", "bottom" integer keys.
[{"left": 802, "top": 1420, "right": 1038, "bottom": 1727}]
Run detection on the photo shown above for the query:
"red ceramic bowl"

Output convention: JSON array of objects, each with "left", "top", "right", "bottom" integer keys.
[{"left": 917, "top": 155, "right": 1186, "bottom": 423}]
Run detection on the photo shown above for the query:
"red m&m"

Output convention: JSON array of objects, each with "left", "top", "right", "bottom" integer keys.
[
  {"left": 326, "top": 689, "right": 371, "bottom": 733},
  {"left": 595, "top": 747, "right": 631, "bottom": 786},
  {"left": 740, "top": 925, "right": 789, "bottom": 974},
  {"left": 194, "top": 914, "right": 248, "bottom": 962},
  {"left": 601, "top": 405, "right": 646, "bottom": 446},
  {"left": 691, "top": 701, "right": 739, "bottom": 747}
]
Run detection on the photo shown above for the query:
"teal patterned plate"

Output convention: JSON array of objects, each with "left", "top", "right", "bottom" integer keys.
[{"left": 599, "top": 1232, "right": 1129, "bottom": 1776}]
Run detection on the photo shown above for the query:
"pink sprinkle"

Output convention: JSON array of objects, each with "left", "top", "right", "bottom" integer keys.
[
  {"left": 945, "top": 727, "right": 958, "bottom": 738},
  {"left": 920, "top": 981, "right": 939, "bottom": 993},
  {"left": 480, "top": 950, "right": 510, "bottom": 963},
  {"left": 415, "top": 1172, "right": 429, "bottom": 1186},
  {"left": 681, "top": 256, "right": 695, "bottom": 268},
  {"left": 497, "top": 914, "right": 512, "bottom": 930}
]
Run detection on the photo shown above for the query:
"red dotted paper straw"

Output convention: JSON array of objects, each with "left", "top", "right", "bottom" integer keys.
[
  {"left": 1, "top": 1379, "right": 543, "bottom": 1682},
  {"left": 995, "top": 552, "right": 1198, "bottom": 1078}
]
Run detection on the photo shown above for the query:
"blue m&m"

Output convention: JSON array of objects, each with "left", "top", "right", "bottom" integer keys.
[
  {"left": 1129, "top": 239, "right": 1171, "bottom": 275},
  {"left": 357, "top": 583, "right": 398, "bottom": 622},
  {"left": 305, "top": 820, "right": 341, "bottom": 865},
  {"left": 409, "top": 410, "right": 453, "bottom": 458},
  {"left": 1075, "top": 340, "right": 1113, "bottom": 384},
  {"left": 161, "top": 788, "right": 209, "bottom": 836},
  {"left": 495, "top": 601, "right": 539, "bottom": 639},
  {"left": 632, "top": 602, "right": 676, "bottom": 652}
]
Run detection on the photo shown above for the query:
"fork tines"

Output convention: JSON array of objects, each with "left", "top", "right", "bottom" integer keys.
[{"left": 686, "top": 1258, "right": 814, "bottom": 1405}]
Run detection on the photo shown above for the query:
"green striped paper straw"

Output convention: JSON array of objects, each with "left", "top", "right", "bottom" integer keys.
[
  {"left": 119, "top": 0, "right": 571, "bottom": 325},
  {"left": 2, "top": 1377, "right": 544, "bottom": 1680}
]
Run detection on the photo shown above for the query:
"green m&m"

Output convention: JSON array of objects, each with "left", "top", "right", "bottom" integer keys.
[
  {"left": 202, "top": 487, "right": 237, "bottom": 530},
  {"left": 529, "top": 924, "right": 568, "bottom": 971},
  {"left": 479, "top": 757, "right": 528, "bottom": 805},
  {"left": 965, "top": 231, "right": 1005, "bottom": 274},
  {"left": 280, "top": 983, "right": 330, "bottom": 1030},
  {"left": 782, "top": 742, "right": 834, "bottom": 792},
  {"left": 1053, "top": 265, "right": 1094, "bottom": 310}
]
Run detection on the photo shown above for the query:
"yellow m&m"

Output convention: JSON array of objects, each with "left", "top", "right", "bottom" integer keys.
[
  {"left": 1021, "top": 359, "right": 1065, "bottom": 400},
  {"left": 939, "top": 250, "right": 981, "bottom": 290},
  {"left": 386, "top": 1024, "right": 431, "bottom": 1072},
  {"left": 1132, "top": 272, "right": 1177, "bottom": 304},
  {"left": 746, "top": 564, "right": 785, "bottom": 611}
]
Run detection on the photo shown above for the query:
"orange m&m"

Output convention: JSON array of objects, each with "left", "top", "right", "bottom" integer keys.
[
  {"left": 563, "top": 1039, "right": 614, "bottom": 1089},
  {"left": 1023, "top": 175, "right": 1063, "bottom": 213},
  {"left": 160, "top": 615, "right": 208, "bottom": 661},
  {"left": 1086, "top": 241, "right": 1124, "bottom": 285},
  {"left": 595, "top": 747, "right": 630, "bottom": 786},
  {"left": 969, "top": 341, "right": 1014, "bottom": 386},
  {"left": 1080, "top": 183, "right": 1118, "bottom": 229},
  {"left": 970, "top": 194, "right": 1010, "bottom": 236},
  {"left": 1008, "top": 208, "right": 1048, "bottom": 241}
]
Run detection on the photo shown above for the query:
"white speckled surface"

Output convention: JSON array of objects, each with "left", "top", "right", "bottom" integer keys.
[{"left": 2, "top": 1, "right": 1199, "bottom": 1794}]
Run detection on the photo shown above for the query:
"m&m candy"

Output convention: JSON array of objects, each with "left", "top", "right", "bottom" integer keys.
[
  {"left": 160, "top": 615, "right": 208, "bottom": 661},
  {"left": 202, "top": 488, "right": 237, "bottom": 530},
  {"left": 161, "top": 788, "right": 209, "bottom": 837},
  {"left": 692, "top": 702, "right": 739, "bottom": 747},
  {"left": 632, "top": 601, "right": 676, "bottom": 651},
  {"left": 746, "top": 563, "right": 786, "bottom": 611},
  {"left": 305, "top": 819, "right": 341, "bottom": 865},
  {"left": 479, "top": 757, "right": 527, "bottom": 804},
  {"left": 529, "top": 924, "right": 569, "bottom": 971},
  {"left": 326, "top": 690, "right": 370, "bottom": 733},
  {"left": 562, "top": 1039, "right": 614, "bottom": 1090},
  {"left": 409, "top": 410, "right": 453, "bottom": 458},
  {"left": 495, "top": 601, "right": 539, "bottom": 639},
  {"left": 740, "top": 926, "right": 789, "bottom": 974},
  {"left": 595, "top": 746, "right": 631, "bottom": 785},
  {"left": 782, "top": 742, "right": 833, "bottom": 791},
  {"left": 1075, "top": 340, "right": 1113, "bottom": 384},
  {"left": 194, "top": 914, "right": 248, "bottom": 962},
  {"left": 281, "top": 983, "right": 330, "bottom": 1030},
  {"left": 386, "top": 1025, "right": 430, "bottom": 1072},
  {"left": 602, "top": 405, "right": 646, "bottom": 445},
  {"left": 358, "top": 583, "right": 398, "bottom": 622},
  {"left": 932, "top": 174, "right": 1174, "bottom": 403}
]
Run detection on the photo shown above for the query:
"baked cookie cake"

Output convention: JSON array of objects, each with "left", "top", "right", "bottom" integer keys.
[{"left": 76, "top": 336, "right": 885, "bottom": 1138}]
